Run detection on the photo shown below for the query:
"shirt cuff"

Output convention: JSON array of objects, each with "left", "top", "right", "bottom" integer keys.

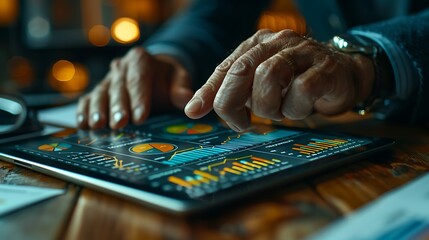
[{"left": 349, "top": 30, "right": 418, "bottom": 100}]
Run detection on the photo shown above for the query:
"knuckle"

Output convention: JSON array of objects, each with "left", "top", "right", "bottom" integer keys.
[
  {"left": 251, "top": 43, "right": 270, "bottom": 57},
  {"left": 294, "top": 77, "right": 313, "bottom": 93},
  {"left": 129, "top": 47, "right": 147, "bottom": 56},
  {"left": 276, "top": 29, "right": 298, "bottom": 39},
  {"left": 255, "top": 61, "right": 274, "bottom": 76},
  {"left": 215, "top": 58, "right": 234, "bottom": 73},
  {"left": 94, "top": 83, "right": 107, "bottom": 94},
  {"left": 294, "top": 38, "right": 317, "bottom": 52},
  {"left": 126, "top": 72, "right": 145, "bottom": 85},
  {"left": 255, "top": 29, "right": 273, "bottom": 37},
  {"left": 229, "top": 56, "right": 255, "bottom": 76},
  {"left": 318, "top": 54, "right": 339, "bottom": 71},
  {"left": 246, "top": 29, "right": 271, "bottom": 46},
  {"left": 80, "top": 93, "right": 90, "bottom": 102},
  {"left": 130, "top": 47, "right": 150, "bottom": 61},
  {"left": 110, "top": 58, "right": 122, "bottom": 69},
  {"left": 254, "top": 42, "right": 268, "bottom": 52}
]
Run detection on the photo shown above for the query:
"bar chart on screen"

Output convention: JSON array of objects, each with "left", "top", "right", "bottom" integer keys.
[
  {"left": 254, "top": 133, "right": 371, "bottom": 160},
  {"left": 163, "top": 152, "right": 297, "bottom": 197}
]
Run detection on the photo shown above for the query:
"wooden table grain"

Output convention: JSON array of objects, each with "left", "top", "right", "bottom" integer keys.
[{"left": 1, "top": 113, "right": 428, "bottom": 240}]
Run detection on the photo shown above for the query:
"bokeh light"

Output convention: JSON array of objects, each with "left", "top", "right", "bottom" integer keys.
[
  {"left": 112, "top": 0, "right": 161, "bottom": 23},
  {"left": 0, "top": 0, "right": 18, "bottom": 26},
  {"left": 28, "top": 17, "right": 51, "bottom": 39},
  {"left": 88, "top": 25, "right": 111, "bottom": 47},
  {"left": 52, "top": 60, "right": 75, "bottom": 82},
  {"left": 111, "top": 17, "right": 140, "bottom": 44},
  {"left": 258, "top": 12, "right": 306, "bottom": 35},
  {"left": 50, "top": 60, "right": 89, "bottom": 93},
  {"left": 8, "top": 56, "right": 34, "bottom": 88}
]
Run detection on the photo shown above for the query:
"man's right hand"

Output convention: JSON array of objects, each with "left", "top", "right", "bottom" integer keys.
[{"left": 77, "top": 47, "right": 194, "bottom": 129}]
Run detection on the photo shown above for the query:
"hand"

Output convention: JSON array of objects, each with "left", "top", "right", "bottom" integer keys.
[
  {"left": 184, "top": 29, "right": 375, "bottom": 132},
  {"left": 77, "top": 47, "right": 194, "bottom": 129}
]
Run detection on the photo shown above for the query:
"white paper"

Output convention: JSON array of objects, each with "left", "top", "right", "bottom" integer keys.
[
  {"left": 310, "top": 173, "right": 429, "bottom": 240},
  {"left": 0, "top": 185, "right": 64, "bottom": 216},
  {"left": 38, "top": 103, "right": 77, "bottom": 128}
]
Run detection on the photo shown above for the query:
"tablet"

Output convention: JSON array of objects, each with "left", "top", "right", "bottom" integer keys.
[{"left": 0, "top": 115, "right": 394, "bottom": 214}]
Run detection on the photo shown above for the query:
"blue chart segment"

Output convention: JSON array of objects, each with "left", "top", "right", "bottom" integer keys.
[
  {"left": 162, "top": 147, "right": 229, "bottom": 166},
  {"left": 219, "top": 130, "right": 299, "bottom": 150},
  {"left": 162, "top": 129, "right": 299, "bottom": 166}
]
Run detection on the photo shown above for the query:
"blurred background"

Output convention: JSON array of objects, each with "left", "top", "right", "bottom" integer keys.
[{"left": 0, "top": 0, "right": 305, "bottom": 107}]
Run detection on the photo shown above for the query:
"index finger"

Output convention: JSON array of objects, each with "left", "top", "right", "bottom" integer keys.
[{"left": 184, "top": 30, "right": 274, "bottom": 119}]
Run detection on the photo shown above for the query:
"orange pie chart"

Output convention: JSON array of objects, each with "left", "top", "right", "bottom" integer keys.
[
  {"left": 38, "top": 143, "right": 72, "bottom": 152},
  {"left": 130, "top": 143, "right": 177, "bottom": 154}
]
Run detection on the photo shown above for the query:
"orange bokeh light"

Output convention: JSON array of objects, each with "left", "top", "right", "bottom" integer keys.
[
  {"left": 8, "top": 56, "right": 34, "bottom": 88},
  {"left": 88, "top": 25, "right": 111, "bottom": 47},
  {"left": 111, "top": 17, "right": 140, "bottom": 44},
  {"left": 50, "top": 60, "right": 89, "bottom": 93},
  {"left": 52, "top": 60, "right": 75, "bottom": 82},
  {"left": 0, "top": 0, "right": 18, "bottom": 26},
  {"left": 258, "top": 12, "right": 306, "bottom": 35}
]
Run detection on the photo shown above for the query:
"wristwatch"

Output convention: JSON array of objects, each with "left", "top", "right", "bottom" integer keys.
[
  {"left": 330, "top": 34, "right": 392, "bottom": 115},
  {"left": 330, "top": 34, "right": 378, "bottom": 57}
]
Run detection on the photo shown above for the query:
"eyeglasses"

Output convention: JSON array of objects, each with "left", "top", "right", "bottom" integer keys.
[{"left": 0, "top": 94, "right": 43, "bottom": 140}]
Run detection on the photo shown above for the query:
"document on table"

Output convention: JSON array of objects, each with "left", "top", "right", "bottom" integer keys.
[
  {"left": 310, "top": 173, "right": 429, "bottom": 240},
  {"left": 0, "top": 185, "right": 64, "bottom": 216}
]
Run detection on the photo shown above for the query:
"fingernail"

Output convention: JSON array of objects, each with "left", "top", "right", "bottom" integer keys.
[
  {"left": 92, "top": 112, "right": 101, "bottom": 123},
  {"left": 185, "top": 98, "right": 202, "bottom": 113},
  {"left": 133, "top": 106, "right": 143, "bottom": 122},
  {"left": 228, "top": 122, "right": 242, "bottom": 132},
  {"left": 113, "top": 111, "right": 123, "bottom": 124},
  {"left": 77, "top": 114, "right": 84, "bottom": 124}
]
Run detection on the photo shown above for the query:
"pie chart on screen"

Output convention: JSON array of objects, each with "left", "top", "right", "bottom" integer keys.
[
  {"left": 38, "top": 143, "right": 72, "bottom": 152},
  {"left": 130, "top": 143, "right": 177, "bottom": 155},
  {"left": 164, "top": 123, "right": 214, "bottom": 135}
]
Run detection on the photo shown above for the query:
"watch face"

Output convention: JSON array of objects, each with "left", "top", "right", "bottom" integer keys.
[
  {"left": 331, "top": 35, "right": 376, "bottom": 56},
  {"left": 332, "top": 36, "right": 350, "bottom": 49}
]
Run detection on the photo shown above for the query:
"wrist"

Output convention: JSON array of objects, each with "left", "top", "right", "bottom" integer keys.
[
  {"left": 352, "top": 53, "right": 375, "bottom": 103},
  {"left": 330, "top": 34, "right": 394, "bottom": 115}
]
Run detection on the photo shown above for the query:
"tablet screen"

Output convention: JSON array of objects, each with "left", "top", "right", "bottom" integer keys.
[{"left": 0, "top": 115, "right": 393, "bottom": 212}]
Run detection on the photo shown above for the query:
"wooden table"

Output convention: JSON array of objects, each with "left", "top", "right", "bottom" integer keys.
[{"left": 1, "top": 113, "right": 428, "bottom": 240}]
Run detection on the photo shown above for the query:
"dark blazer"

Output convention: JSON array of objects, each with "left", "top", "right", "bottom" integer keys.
[{"left": 145, "top": 0, "right": 429, "bottom": 124}]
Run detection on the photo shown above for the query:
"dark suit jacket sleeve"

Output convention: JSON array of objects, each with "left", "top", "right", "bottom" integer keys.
[
  {"left": 352, "top": 8, "right": 429, "bottom": 124},
  {"left": 144, "top": 0, "right": 270, "bottom": 89}
]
